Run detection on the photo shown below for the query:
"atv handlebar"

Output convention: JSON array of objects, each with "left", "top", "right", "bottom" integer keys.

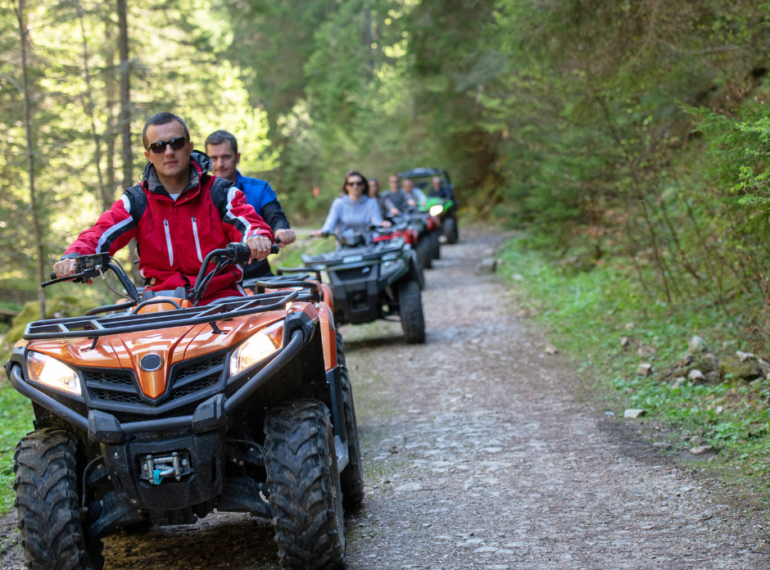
[
  {"left": 191, "top": 242, "right": 279, "bottom": 306},
  {"left": 44, "top": 242, "right": 280, "bottom": 308},
  {"left": 43, "top": 252, "right": 113, "bottom": 287}
]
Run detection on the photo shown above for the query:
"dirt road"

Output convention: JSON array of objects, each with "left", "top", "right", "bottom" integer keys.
[{"left": 3, "top": 230, "right": 769, "bottom": 569}]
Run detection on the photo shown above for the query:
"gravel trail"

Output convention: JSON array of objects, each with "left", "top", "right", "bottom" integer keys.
[{"left": 2, "top": 230, "right": 769, "bottom": 569}]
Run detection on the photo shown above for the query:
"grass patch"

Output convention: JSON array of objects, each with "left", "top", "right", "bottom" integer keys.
[
  {"left": 0, "top": 386, "right": 34, "bottom": 514},
  {"left": 267, "top": 233, "right": 336, "bottom": 270},
  {"left": 498, "top": 237, "right": 770, "bottom": 499}
]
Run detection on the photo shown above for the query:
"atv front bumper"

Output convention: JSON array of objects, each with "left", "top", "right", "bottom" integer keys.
[{"left": 8, "top": 330, "right": 306, "bottom": 442}]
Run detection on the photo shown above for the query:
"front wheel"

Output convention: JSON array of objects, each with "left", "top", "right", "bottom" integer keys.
[
  {"left": 398, "top": 278, "right": 426, "bottom": 344},
  {"left": 444, "top": 217, "right": 458, "bottom": 244},
  {"left": 336, "top": 331, "right": 364, "bottom": 509},
  {"left": 14, "top": 428, "right": 104, "bottom": 570},
  {"left": 264, "top": 401, "right": 346, "bottom": 570}
]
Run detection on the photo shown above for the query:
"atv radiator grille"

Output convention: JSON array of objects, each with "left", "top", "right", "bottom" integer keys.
[
  {"left": 174, "top": 356, "right": 224, "bottom": 381},
  {"left": 84, "top": 369, "right": 143, "bottom": 404},
  {"left": 169, "top": 355, "right": 225, "bottom": 401},
  {"left": 82, "top": 370, "right": 134, "bottom": 387},
  {"left": 82, "top": 354, "right": 226, "bottom": 409},
  {"left": 334, "top": 266, "right": 374, "bottom": 281},
  {"left": 90, "top": 388, "right": 142, "bottom": 404}
]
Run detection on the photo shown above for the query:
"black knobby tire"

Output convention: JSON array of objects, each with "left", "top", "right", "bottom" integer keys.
[
  {"left": 14, "top": 428, "right": 104, "bottom": 570},
  {"left": 264, "top": 401, "right": 346, "bottom": 570},
  {"left": 335, "top": 331, "right": 364, "bottom": 509},
  {"left": 416, "top": 237, "right": 432, "bottom": 269},
  {"left": 431, "top": 231, "right": 441, "bottom": 260},
  {"left": 335, "top": 330, "right": 345, "bottom": 367},
  {"left": 444, "top": 217, "right": 458, "bottom": 244},
  {"left": 398, "top": 278, "right": 426, "bottom": 344}
]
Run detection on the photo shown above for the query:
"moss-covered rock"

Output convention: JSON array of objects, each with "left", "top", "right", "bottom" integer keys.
[
  {"left": 693, "top": 353, "right": 720, "bottom": 374},
  {"left": 719, "top": 356, "right": 763, "bottom": 381},
  {"left": 5, "top": 295, "right": 99, "bottom": 345}
]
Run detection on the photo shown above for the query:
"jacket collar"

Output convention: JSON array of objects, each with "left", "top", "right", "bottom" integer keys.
[{"left": 141, "top": 151, "right": 212, "bottom": 197}]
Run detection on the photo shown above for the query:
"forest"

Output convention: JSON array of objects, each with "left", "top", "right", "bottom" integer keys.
[{"left": 3, "top": 0, "right": 770, "bottom": 339}]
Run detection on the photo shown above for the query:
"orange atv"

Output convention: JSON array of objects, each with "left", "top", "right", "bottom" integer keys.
[{"left": 4, "top": 243, "right": 363, "bottom": 570}]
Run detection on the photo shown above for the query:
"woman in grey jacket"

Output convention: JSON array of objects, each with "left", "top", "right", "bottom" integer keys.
[{"left": 315, "top": 170, "right": 391, "bottom": 237}]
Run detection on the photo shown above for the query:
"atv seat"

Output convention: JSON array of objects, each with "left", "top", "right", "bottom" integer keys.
[{"left": 141, "top": 287, "right": 189, "bottom": 301}]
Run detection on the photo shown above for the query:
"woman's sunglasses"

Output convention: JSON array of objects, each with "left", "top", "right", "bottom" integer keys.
[
  {"left": 346, "top": 181, "right": 365, "bottom": 187},
  {"left": 147, "top": 137, "right": 189, "bottom": 154}
]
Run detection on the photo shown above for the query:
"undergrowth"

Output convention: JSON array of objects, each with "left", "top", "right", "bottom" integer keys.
[
  {"left": 499, "top": 237, "right": 770, "bottom": 499},
  {"left": 0, "top": 387, "right": 33, "bottom": 514}
]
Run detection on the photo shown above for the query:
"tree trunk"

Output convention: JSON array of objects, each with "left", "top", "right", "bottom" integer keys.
[
  {"left": 118, "top": 0, "right": 131, "bottom": 187},
  {"left": 117, "top": 0, "right": 140, "bottom": 280},
  {"left": 77, "top": 1, "right": 109, "bottom": 211},
  {"left": 16, "top": 0, "right": 46, "bottom": 318},
  {"left": 104, "top": 14, "right": 117, "bottom": 205}
]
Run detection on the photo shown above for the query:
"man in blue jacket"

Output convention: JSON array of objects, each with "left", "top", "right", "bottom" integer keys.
[{"left": 206, "top": 130, "right": 295, "bottom": 278}]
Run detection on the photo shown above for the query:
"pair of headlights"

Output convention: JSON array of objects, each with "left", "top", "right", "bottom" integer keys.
[{"left": 25, "top": 320, "right": 285, "bottom": 398}]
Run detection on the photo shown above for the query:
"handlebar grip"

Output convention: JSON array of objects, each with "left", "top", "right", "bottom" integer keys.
[
  {"left": 270, "top": 245, "right": 280, "bottom": 255},
  {"left": 50, "top": 271, "right": 56, "bottom": 280}
]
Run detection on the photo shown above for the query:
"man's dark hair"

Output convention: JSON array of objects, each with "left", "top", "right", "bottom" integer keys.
[
  {"left": 142, "top": 112, "right": 190, "bottom": 149},
  {"left": 205, "top": 130, "right": 238, "bottom": 154}
]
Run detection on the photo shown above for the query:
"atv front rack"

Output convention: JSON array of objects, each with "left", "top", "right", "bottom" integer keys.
[{"left": 23, "top": 290, "right": 299, "bottom": 341}]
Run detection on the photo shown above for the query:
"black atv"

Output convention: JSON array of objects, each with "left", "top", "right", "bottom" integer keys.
[{"left": 300, "top": 229, "right": 426, "bottom": 344}]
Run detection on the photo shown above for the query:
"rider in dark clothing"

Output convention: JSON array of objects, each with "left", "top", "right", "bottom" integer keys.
[
  {"left": 382, "top": 174, "right": 412, "bottom": 213},
  {"left": 206, "top": 130, "right": 295, "bottom": 279},
  {"left": 429, "top": 175, "right": 449, "bottom": 198}
]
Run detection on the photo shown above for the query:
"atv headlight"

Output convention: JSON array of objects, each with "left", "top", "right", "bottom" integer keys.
[
  {"left": 430, "top": 204, "right": 444, "bottom": 216},
  {"left": 229, "top": 320, "right": 284, "bottom": 376},
  {"left": 380, "top": 258, "right": 405, "bottom": 277},
  {"left": 26, "top": 352, "right": 81, "bottom": 396}
]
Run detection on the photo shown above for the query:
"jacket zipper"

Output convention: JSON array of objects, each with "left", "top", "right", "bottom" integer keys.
[
  {"left": 163, "top": 219, "right": 174, "bottom": 266},
  {"left": 191, "top": 217, "right": 203, "bottom": 262}
]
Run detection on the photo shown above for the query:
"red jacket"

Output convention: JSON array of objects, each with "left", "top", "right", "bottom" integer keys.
[{"left": 64, "top": 152, "right": 274, "bottom": 304}]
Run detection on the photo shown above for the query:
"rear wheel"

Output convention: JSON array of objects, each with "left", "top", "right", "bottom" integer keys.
[
  {"left": 264, "top": 401, "right": 346, "bottom": 570},
  {"left": 398, "top": 278, "right": 426, "bottom": 344},
  {"left": 444, "top": 217, "right": 458, "bottom": 244},
  {"left": 14, "top": 428, "right": 104, "bottom": 570}
]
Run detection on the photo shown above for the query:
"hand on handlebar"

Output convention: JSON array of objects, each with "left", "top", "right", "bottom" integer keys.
[
  {"left": 246, "top": 235, "right": 274, "bottom": 261},
  {"left": 275, "top": 229, "right": 296, "bottom": 247},
  {"left": 52, "top": 258, "right": 92, "bottom": 284},
  {"left": 312, "top": 230, "right": 328, "bottom": 238},
  {"left": 381, "top": 220, "right": 392, "bottom": 228}
]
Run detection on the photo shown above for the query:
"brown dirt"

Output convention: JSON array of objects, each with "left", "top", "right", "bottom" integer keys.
[{"left": 2, "top": 229, "right": 769, "bottom": 569}]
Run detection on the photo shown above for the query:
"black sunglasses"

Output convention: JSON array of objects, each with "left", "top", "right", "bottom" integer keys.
[
  {"left": 147, "top": 137, "right": 189, "bottom": 154},
  {"left": 347, "top": 181, "right": 365, "bottom": 187}
]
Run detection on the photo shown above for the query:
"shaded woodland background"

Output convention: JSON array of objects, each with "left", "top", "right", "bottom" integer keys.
[{"left": 5, "top": 0, "right": 770, "bottom": 338}]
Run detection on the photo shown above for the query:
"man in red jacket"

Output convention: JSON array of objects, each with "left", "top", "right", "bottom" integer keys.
[{"left": 53, "top": 112, "right": 274, "bottom": 304}]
